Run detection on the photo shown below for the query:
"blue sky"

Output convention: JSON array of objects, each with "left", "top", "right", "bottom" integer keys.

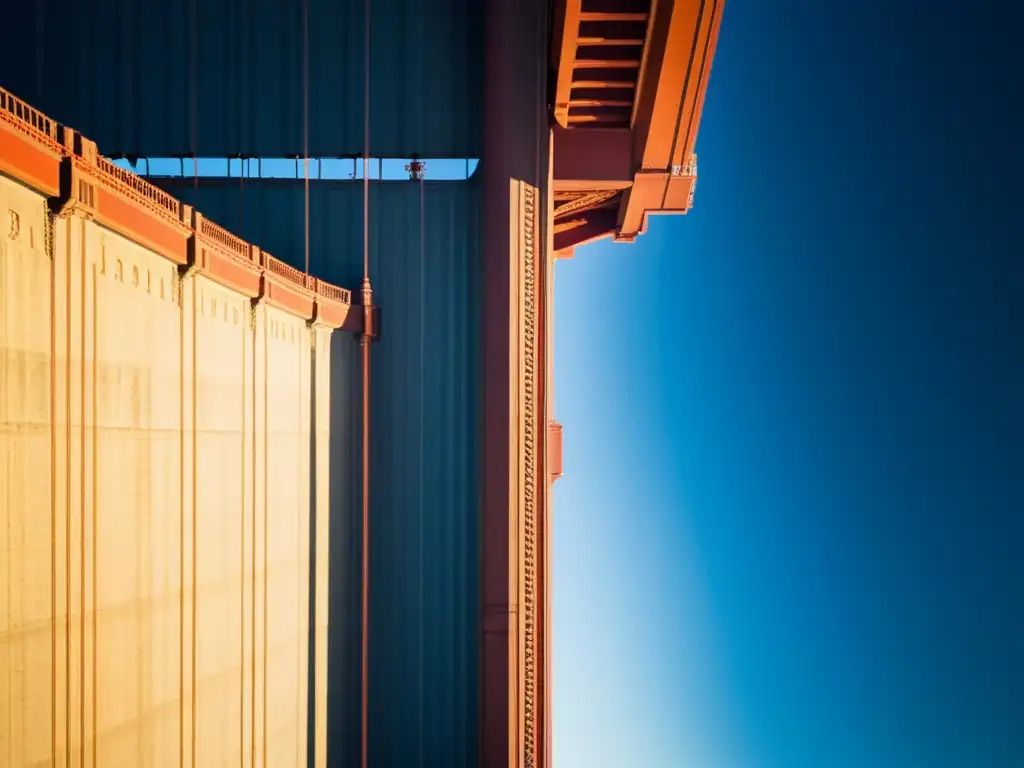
[{"left": 552, "top": 2, "right": 1020, "bottom": 767}]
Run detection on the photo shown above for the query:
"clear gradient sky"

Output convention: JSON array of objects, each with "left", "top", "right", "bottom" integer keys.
[{"left": 551, "top": 2, "right": 1020, "bottom": 767}]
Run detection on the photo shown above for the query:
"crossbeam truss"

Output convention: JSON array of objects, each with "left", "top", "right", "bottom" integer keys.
[
  {"left": 111, "top": 156, "right": 481, "bottom": 182},
  {"left": 550, "top": 0, "right": 724, "bottom": 254}
]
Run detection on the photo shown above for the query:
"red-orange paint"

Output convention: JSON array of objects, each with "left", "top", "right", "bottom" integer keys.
[
  {"left": 0, "top": 126, "right": 61, "bottom": 195},
  {"left": 263, "top": 279, "right": 316, "bottom": 320},
  {"left": 96, "top": 188, "right": 189, "bottom": 264},
  {"left": 199, "top": 247, "right": 263, "bottom": 297}
]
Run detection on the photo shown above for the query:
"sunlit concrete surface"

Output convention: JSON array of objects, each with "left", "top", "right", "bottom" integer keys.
[
  {"left": 0, "top": 171, "right": 334, "bottom": 767},
  {"left": 0, "top": 168, "right": 53, "bottom": 768}
]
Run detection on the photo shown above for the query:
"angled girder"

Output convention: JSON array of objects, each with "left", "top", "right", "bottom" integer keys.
[{"left": 550, "top": 0, "right": 725, "bottom": 253}]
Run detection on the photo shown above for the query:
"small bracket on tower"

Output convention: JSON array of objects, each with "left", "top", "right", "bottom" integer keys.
[
  {"left": 360, "top": 278, "right": 381, "bottom": 342},
  {"left": 173, "top": 258, "right": 200, "bottom": 307}
]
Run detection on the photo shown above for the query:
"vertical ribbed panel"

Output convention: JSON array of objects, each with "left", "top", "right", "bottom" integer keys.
[
  {"left": 0, "top": 0, "right": 482, "bottom": 158},
  {"left": 0, "top": 170, "right": 327, "bottom": 766},
  {"left": 176, "top": 181, "right": 482, "bottom": 765},
  {"left": 324, "top": 332, "right": 363, "bottom": 766},
  {"left": 365, "top": 183, "right": 480, "bottom": 767}
]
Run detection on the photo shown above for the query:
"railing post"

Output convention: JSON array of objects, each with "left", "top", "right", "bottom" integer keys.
[
  {"left": 59, "top": 126, "right": 75, "bottom": 154},
  {"left": 78, "top": 136, "right": 98, "bottom": 165}
]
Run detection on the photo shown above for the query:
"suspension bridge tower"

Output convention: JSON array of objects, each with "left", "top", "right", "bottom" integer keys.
[{"left": 0, "top": 0, "right": 723, "bottom": 765}]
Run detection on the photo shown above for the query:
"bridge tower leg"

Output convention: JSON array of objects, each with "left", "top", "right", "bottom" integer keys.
[{"left": 480, "top": 0, "right": 552, "bottom": 764}]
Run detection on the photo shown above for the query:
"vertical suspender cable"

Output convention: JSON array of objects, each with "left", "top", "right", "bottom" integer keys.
[
  {"left": 362, "top": 2, "right": 371, "bottom": 281},
  {"left": 35, "top": 4, "right": 44, "bottom": 110},
  {"left": 188, "top": 2, "right": 199, "bottom": 768},
  {"left": 303, "top": 0, "right": 310, "bottom": 278},
  {"left": 417, "top": 165, "right": 426, "bottom": 761},
  {"left": 239, "top": 6, "right": 247, "bottom": 238},
  {"left": 239, "top": 157, "right": 245, "bottom": 232},
  {"left": 191, "top": 0, "right": 199, "bottom": 204},
  {"left": 301, "top": 2, "right": 312, "bottom": 766},
  {"left": 360, "top": 0, "right": 374, "bottom": 766}
]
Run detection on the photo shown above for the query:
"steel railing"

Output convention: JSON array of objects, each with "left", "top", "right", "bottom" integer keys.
[{"left": 0, "top": 85, "right": 354, "bottom": 308}]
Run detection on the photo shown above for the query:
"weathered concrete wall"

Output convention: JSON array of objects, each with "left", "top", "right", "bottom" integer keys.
[{"left": 0, "top": 171, "right": 334, "bottom": 767}]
